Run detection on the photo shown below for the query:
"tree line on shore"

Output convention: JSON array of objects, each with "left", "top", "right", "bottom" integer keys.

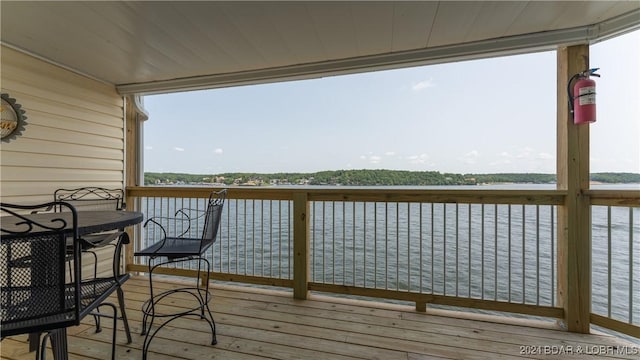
[{"left": 144, "top": 170, "right": 640, "bottom": 186}]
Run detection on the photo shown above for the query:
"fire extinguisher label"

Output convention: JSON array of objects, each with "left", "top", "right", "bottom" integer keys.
[{"left": 578, "top": 86, "right": 596, "bottom": 105}]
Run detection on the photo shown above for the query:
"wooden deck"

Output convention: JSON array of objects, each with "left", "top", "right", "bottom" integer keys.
[{"left": 2, "top": 276, "right": 638, "bottom": 360}]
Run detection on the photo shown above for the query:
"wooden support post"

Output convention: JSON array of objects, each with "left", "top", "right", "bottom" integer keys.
[
  {"left": 124, "top": 96, "right": 138, "bottom": 272},
  {"left": 293, "top": 192, "right": 310, "bottom": 299},
  {"left": 557, "top": 45, "right": 592, "bottom": 333},
  {"left": 124, "top": 95, "right": 148, "bottom": 274}
]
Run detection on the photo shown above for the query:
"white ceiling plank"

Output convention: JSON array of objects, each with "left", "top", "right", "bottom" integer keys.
[
  {"left": 306, "top": 2, "right": 359, "bottom": 60},
  {"left": 219, "top": 3, "right": 297, "bottom": 68},
  {"left": 467, "top": 1, "right": 529, "bottom": 41},
  {"left": 390, "top": 2, "right": 438, "bottom": 51},
  {"left": 261, "top": 3, "right": 327, "bottom": 65},
  {"left": 349, "top": 2, "right": 394, "bottom": 55},
  {"left": 176, "top": 3, "right": 263, "bottom": 73},
  {"left": 508, "top": 1, "right": 572, "bottom": 35},
  {"left": 427, "top": 1, "right": 485, "bottom": 47}
]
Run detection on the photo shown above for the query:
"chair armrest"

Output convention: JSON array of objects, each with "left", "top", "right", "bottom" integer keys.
[
  {"left": 112, "top": 232, "right": 130, "bottom": 279},
  {"left": 145, "top": 207, "right": 204, "bottom": 238}
]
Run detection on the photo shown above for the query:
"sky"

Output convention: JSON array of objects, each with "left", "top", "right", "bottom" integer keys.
[{"left": 143, "top": 30, "right": 639, "bottom": 175}]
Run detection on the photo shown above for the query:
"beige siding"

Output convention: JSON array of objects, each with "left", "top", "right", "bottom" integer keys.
[
  {"left": 1, "top": 46, "right": 126, "bottom": 277},
  {"left": 1, "top": 46, "right": 125, "bottom": 204}
]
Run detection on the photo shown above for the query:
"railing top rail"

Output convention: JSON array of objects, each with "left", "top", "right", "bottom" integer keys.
[
  {"left": 587, "top": 189, "right": 640, "bottom": 206},
  {"left": 127, "top": 186, "right": 569, "bottom": 205}
]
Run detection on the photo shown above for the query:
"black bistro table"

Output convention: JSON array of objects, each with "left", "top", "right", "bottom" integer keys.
[
  {"left": 1, "top": 210, "right": 143, "bottom": 360},
  {"left": 1, "top": 210, "right": 144, "bottom": 237}
]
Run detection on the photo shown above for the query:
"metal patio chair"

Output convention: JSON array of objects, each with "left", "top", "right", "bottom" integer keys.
[
  {"left": 134, "top": 189, "right": 226, "bottom": 360},
  {"left": 53, "top": 186, "right": 132, "bottom": 342},
  {"left": 1, "top": 201, "right": 129, "bottom": 360},
  {"left": 54, "top": 187, "right": 126, "bottom": 272}
]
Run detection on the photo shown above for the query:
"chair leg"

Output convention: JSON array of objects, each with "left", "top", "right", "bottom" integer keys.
[
  {"left": 140, "top": 266, "right": 155, "bottom": 336},
  {"left": 200, "top": 260, "right": 217, "bottom": 345},
  {"left": 40, "top": 328, "right": 67, "bottom": 360},
  {"left": 38, "top": 332, "right": 48, "bottom": 360},
  {"left": 85, "top": 250, "right": 103, "bottom": 334},
  {"left": 141, "top": 262, "right": 158, "bottom": 360},
  {"left": 117, "top": 285, "right": 132, "bottom": 343},
  {"left": 93, "top": 303, "right": 118, "bottom": 360},
  {"left": 108, "top": 304, "right": 118, "bottom": 360}
]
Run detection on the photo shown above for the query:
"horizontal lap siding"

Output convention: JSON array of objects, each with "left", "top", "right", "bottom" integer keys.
[{"left": 1, "top": 46, "right": 125, "bottom": 204}]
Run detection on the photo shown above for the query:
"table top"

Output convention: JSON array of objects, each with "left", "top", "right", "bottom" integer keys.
[{"left": 1, "top": 210, "right": 144, "bottom": 236}]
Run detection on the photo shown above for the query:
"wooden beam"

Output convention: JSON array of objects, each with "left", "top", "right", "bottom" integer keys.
[
  {"left": 308, "top": 283, "right": 564, "bottom": 319},
  {"left": 124, "top": 96, "right": 139, "bottom": 271},
  {"left": 293, "top": 192, "right": 310, "bottom": 299},
  {"left": 556, "top": 45, "right": 591, "bottom": 333}
]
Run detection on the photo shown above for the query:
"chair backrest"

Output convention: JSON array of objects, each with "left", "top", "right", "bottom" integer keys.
[
  {"left": 54, "top": 187, "right": 124, "bottom": 212},
  {"left": 0, "top": 201, "right": 80, "bottom": 337},
  {"left": 199, "top": 190, "right": 227, "bottom": 252}
]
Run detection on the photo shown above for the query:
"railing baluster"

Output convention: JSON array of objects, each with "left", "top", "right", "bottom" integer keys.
[
  {"left": 443, "top": 203, "right": 447, "bottom": 296},
  {"left": 407, "top": 203, "right": 411, "bottom": 292},
  {"left": 455, "top": 203, "right": 459, "bottom": 297},
  {"left": 235, "top": 199, "right": 239, "bottom": 274},
  {"left": 322, "top": 201, "right": 326, "bottom": 283},
  {"left": 551, "top": 205, "right": 555, "bottom": 307},
  {"left": 522, "top": 204, "right": 525, "bottom": 303},
  {"left": 332, "top": 201, "right": 335, "bottom": 284},
  {"left": 342, "top": 202, "right": 346, "bottom": 285},
  {"left": 608, "top": 206, "right": 612, "bottom": 319},
  {"left": 419, "top": 203, "right": 423, "bottom": 293},
  {"left": 493, "top": 204, "right": 498, "bottom": 301},
  {"left": 468, "top": 204, "right": 472, "bottom": 297},
  {"left": 252, "top": 199, "right": 256, "bottom": 275},
  {"left": 385, "top": 202, "right": 389, "bottom": 290},
  {"left": 363, "top": 202, "right": 367, "bottom": 288},
  {"left": 431, "top": 203, "right": 435, "bottom": 294},
  {"left": 629, "top": 207, "right": 634, "bottom": 324},
  {"left": 374, "top": 202, "right": 378, "bottom": 288},
  {"left": 536, "top": 205, "right": 540, "bottom": 306},
  {"left": 481, "top": 204, "right": 485, "bottom": 299},
  {"left": 508, "top": 205, "right": 512, "bottom": 303}
]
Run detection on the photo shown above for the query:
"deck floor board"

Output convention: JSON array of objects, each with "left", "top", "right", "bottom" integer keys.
[{"left": 1, "top": 276, "right": 637, "bottom": 360}]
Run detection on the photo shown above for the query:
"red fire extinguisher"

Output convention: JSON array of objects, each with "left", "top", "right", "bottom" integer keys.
[{"left": 568, "top": 68, "right": 600, "bottom": 125}]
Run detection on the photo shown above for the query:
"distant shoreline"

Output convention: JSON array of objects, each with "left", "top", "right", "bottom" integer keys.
[{"left": 144, "top": 170, "right": 640, "bottom": 187}]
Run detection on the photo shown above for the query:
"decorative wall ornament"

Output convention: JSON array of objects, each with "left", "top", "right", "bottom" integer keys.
[{"left": 1, "top": 93, "right": 28, "bottom": 143}]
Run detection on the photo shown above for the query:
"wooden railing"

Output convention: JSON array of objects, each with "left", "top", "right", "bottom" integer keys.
[
  {"left": 125, "top": 186, "right": 639, "bottom": 338},
  {"left": 588, "top": 190, "right": 640, "bottom": 338}
]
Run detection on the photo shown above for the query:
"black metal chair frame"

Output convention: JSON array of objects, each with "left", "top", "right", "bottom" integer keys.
[
  {"left": 134, "top": 189, "right": 226, "bottom": 360},
  {"left": 1, "top": 201, "right": 129, "bottom": 360},
  {"left": 52, "top": 186, "right": 132, "bottom": 343},
  {"left": 54, "top": 187, "right": 125, "bottom": 273}
]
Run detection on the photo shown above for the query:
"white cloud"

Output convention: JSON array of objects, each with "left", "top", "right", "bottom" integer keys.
[
  {"left": 408, "top": 153, "right": 429, "bottom": 164},
  {"left": 214, "top": 148, "right": 223, "bottom": 154},
  {"left": 536, "top": 152, "right": 553, "bottom": 160},
  {"left": 145, "top": 146, "right": 153, "bottom": 150},
  {"left": 516, "top": 147, "right": 533, "bottom": 159},
  {"left": 385, "top": 151, "right": 396, "bottom": 156},
  {"left": 358, "top": 153, "right": 383, "bottom": 164},
  {"left": 412, "top": 78, "right": 436, "bottom": 91},
  {"left": 460, "top": 150, "right": 480, "bottom": 164},
  {"left": 174, "top": 147, "right": 185, "bottom": 152}
]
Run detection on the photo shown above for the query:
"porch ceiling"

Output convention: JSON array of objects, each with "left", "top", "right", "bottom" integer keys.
[{"left": 2, "top": 1, "right": 639, "bottom": 95}]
